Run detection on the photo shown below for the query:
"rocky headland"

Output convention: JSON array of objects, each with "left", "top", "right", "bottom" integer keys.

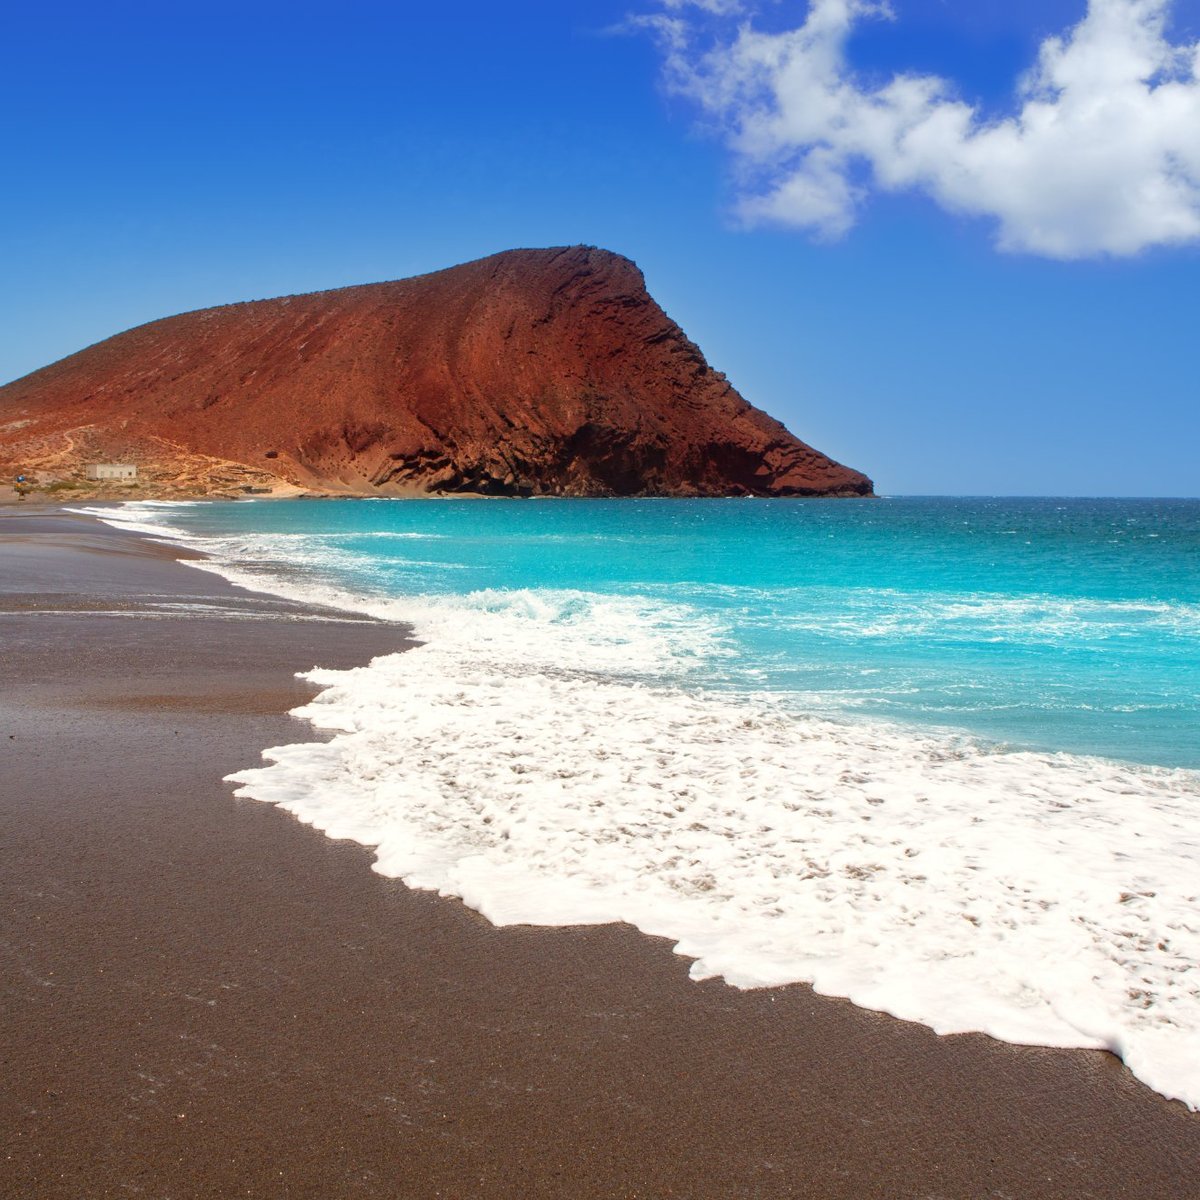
[{"left": 0, "top": 247, "right": 872, "bottom": 500}]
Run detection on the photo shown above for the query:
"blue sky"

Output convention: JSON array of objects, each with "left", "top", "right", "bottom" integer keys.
[{"left": 2, "top": 0, "right": 1197, "bottom": 495}]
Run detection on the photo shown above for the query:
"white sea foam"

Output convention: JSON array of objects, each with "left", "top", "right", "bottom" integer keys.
[
  {"left": 87, "top": 502, "right": 1200, "bottom": 1109},
  {"left": 69, "top": 502, "right": 208, "bottom": 542},
  {"left": 696, "top": 586, "right": 1200, "bottom": 645}
]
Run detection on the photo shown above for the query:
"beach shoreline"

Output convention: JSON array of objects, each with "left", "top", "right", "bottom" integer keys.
[{"left": 2, "top": 506, "right": 1198, "bottom": 1198}]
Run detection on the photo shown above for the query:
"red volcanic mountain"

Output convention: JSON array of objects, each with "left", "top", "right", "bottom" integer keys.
[{"left": 0, "top": 247, "right": 872, "bottom": 498}]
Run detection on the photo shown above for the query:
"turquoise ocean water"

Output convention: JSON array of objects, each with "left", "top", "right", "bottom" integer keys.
[
  {"left": 106, "top": 496, "right": 1199, "bottom": 766},
  {"left": 86, "top": 497, "right": 1200, "bottom": 1106}
]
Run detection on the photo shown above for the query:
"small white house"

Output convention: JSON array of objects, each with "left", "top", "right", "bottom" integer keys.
[{"left": 85, "top": 463, "right": 138, "bottom": 481}]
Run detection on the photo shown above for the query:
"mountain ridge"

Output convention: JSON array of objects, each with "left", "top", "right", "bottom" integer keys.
[{"left": 0, "top": 246, "right": 872, "bottom": 500}]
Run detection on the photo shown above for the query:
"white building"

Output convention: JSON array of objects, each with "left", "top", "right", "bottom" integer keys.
[{"left": 85, "top": 463, "right": 138, "bottom": 481}]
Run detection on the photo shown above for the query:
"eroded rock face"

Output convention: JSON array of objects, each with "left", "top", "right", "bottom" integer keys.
[{"left": 0, "top": 247, "right": 872, "bottom": 498}]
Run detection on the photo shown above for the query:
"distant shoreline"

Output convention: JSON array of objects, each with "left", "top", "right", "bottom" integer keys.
[{"left": 2, "top": 485, "right": 881, "bottom": 505}]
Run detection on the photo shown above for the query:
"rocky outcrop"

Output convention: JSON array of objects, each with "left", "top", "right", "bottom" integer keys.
[{"left": 0, "top": 247, "right": 872, "bottom": 498}]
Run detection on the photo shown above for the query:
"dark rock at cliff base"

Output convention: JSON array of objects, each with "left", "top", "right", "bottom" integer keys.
[{"left": 0, "top": 247, "right": 872, "bottom": 498}]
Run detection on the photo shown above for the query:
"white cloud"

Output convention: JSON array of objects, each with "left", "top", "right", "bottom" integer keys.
[{"left": 649, "top": 0, "right": 1200, "bottom": 257}]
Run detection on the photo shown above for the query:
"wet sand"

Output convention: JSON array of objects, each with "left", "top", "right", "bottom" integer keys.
[{"left": 2, "top": 509, "right": 1198, "bottom": 1198}]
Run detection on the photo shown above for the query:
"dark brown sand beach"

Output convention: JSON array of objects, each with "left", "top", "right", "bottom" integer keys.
[{"left": 2, "top": 507, "right": 1198, "bottom": 1199}]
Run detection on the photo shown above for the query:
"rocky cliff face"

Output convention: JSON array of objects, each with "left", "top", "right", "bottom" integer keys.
[{"left": 0, "top": 247, "right": 872, "bottom": 498}]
